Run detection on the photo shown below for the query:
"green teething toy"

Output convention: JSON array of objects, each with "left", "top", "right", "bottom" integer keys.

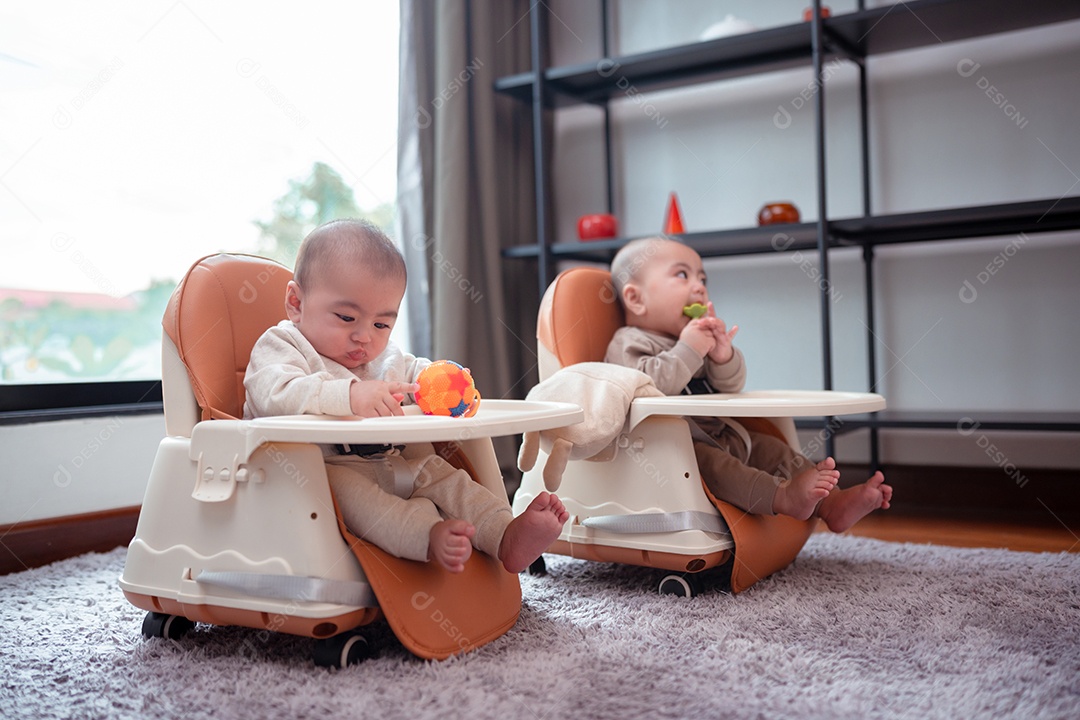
[{"left": 683, "top": 303, "right": 707, "bottom": 319}]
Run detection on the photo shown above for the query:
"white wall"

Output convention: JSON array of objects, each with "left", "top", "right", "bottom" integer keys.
[
  {"left": 550, "top": 2, "right": 1080, "bottom": 469},
  {"left": 0, "top": 413, "right": 164, "bottom": 525}
]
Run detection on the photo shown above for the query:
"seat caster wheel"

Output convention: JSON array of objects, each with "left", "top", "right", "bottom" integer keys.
[
  {"left": 313, "top": 630, "right": 371, "bottom": 669},
  {"left": 141, "top": 611, "right": 194, "bottom": 640},
  {"left": 658, "top": 573, "right": 700, "bottom": 598},
  {"left": 526, "top": 556, "right": 547, "bottom": 576}
]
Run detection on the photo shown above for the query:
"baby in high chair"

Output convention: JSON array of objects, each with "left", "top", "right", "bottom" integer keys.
[
  {"left": 243, "top": 219, "right": 568, "bottom": 573},
  {"left": 604, "top": 236, "right": 891, "bottom": 532}
]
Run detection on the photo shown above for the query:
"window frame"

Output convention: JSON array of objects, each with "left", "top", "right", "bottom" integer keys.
[{"left": 0, "top": 381, "right": 163, "bottom": 425}]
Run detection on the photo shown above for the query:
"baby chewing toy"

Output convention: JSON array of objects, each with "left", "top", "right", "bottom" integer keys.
[
  {"left": 415, "top": 360, "right": 481, "bottom": 417},
  {"left": 683, "top": 303, "right": 707, "bottom": 319}
]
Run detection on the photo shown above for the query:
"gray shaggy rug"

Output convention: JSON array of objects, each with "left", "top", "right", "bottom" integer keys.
[{"left": 1, "top": 533, "right": 1078, "bottom": 719}]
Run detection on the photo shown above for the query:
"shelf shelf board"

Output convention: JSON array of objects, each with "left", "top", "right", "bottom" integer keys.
[
  {"left": 502, "top": 195, "right": 1080, "bottom": 262},
  {"left": 827, "top": 0, "right": 1080, "bottom": 58},
  {"left": 502, "top": 223, "right": 822, "bottom": 262},
  {"left": 493, "top": 71, "right": 534, "bottom": 102},
  {"left": 502, "top": 193, "right": 1080, "bottom": 262},
  {"left": 542, "top": 24, "right": 814, "bottom": 105},
  {"left": 831, "top": 196, "right": 1080, "bottom": 245},
  {"left": 494, "top": 1, "right": 1080, "bottom": 108},
  {"left": 796, "top": 410, "right": 1080, "bottom": 433}
]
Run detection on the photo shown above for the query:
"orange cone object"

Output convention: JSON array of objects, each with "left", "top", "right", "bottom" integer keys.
[{"left": 663, "top": 192, "right": 684, "bottom": 235}]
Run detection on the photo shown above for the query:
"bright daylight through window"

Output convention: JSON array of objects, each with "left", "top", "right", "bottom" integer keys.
[{"left": 0, "top": 1, "right": 400, "bottom": 391}]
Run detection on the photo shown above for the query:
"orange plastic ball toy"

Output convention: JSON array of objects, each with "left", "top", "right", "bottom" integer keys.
[{"left": 415, "top": 360, "right": 480, "bottom": 417}]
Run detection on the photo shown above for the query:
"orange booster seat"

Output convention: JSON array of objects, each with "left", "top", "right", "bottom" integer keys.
[
  {"left": 513, "top": 267, "right": 884, "bottom": 596},
  {"left": 119, "top": 254, "right": 581, "bottom": 666}
]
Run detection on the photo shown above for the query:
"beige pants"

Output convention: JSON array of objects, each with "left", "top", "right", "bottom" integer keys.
[
  {"left": 693, "top": 424, "right": 813, "bottom": 516},
  {"left": 326, "top": 442, "right": 512, "bottom": 563}
]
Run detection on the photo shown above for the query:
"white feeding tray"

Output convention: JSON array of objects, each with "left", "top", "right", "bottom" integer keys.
[
  {"left": 629, "top": 390, "right": 884, "bottom": 429},
  {"left": 239, "top": 399, "right": 584, "bottom": 446}
]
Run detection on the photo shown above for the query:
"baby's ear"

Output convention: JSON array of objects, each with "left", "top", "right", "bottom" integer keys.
[
  {"left": 284, "top": 281, "right": 303, "bottom": 321},
  {"left": 621, "top": 283, "right": 646, "bottom": 317}
]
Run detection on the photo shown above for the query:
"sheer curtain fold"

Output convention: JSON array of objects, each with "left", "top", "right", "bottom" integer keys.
[{"left": 398, "top": 0, "right": 543, "bottom": 478}]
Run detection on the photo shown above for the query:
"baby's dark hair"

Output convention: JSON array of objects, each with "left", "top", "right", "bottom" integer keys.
[{"left": 293, "top": 219, "right": 405, "bottom": 290}]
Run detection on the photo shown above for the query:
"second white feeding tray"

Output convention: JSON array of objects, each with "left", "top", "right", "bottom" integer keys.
[{"left": 629, "top": 390, "right": 884, "bottom": 430}]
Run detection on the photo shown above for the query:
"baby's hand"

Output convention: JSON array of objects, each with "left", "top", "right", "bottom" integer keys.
[
  {"left": 705, "top": 303, "right": 738, "bottom": 364},
  {"left": 349, "top": 380, "right": 419, "bottom": 417},
  {"left": 679, "top": 318, "right": 716, "bottom": 358}
]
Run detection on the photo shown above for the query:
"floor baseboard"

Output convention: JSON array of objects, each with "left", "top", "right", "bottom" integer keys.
[
  {"left": 2, "top": 463, "right": 1076, "bottom": 576},
  {"left": 0, "top": 506, "right": 140, "bottom": 576},
  {"left": 836, "top": 463, "right": 1079, "bottom": 527}
]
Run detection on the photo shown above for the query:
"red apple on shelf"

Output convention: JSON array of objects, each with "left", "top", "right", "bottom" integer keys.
[
  {"left": 757, "top": 202, "right": 801, "bottom": 226},
  {"left": 577, "top": 213, "right": 618, "bottom": 241}
]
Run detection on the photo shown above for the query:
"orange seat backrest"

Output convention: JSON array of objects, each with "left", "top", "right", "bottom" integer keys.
[
  {"left": 162, "top": 254, "right": 292, "bottom": 421},
  {"left": 536, "top": 267, "right": 625, "bottom": 377}
]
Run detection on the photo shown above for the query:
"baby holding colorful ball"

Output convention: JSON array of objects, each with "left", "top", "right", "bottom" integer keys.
[{"left": 243, "top": 219, "right": 567, "bottom": 574}]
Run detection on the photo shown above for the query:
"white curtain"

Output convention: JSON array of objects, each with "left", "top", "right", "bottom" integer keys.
[{"left": 397, "top": 0, "right": 546, "bottom": 480}]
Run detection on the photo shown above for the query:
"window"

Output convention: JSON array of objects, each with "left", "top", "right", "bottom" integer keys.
[{"left": 1, "top": 1, "right": 400, "bottom": 410}]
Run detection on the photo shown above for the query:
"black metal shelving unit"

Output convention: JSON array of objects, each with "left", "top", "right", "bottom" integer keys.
[{"left": 497, "top": 0, "right": 1080, "bottom": 466}]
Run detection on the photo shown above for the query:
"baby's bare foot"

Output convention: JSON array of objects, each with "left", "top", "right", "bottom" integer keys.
[
  {"left": 499, "top": 491, "right": 569, "bottom": 573},
  {"left": 429, "top": 519, "right": 475, "bottom": 573},
  {"left": 772, "top": 458, "right": 840, "bottom": 520},
  {"left": 817, "top": 471, "right": 892, "bottom": 533}
]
